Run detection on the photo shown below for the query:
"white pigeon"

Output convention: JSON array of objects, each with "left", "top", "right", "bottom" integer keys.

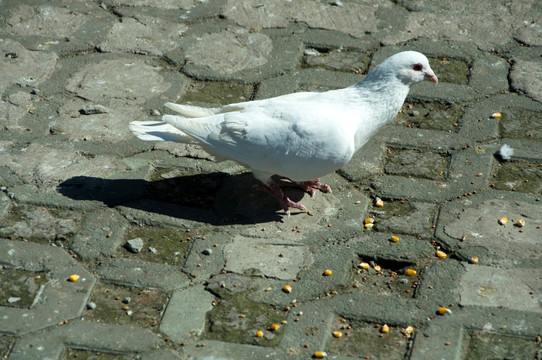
[{"left": 130, "top": 51, "right": 437, "bottom": 214}]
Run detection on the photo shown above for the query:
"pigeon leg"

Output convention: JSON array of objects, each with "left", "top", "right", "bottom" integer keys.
[
  {"left": 257, "top": 183, "right": 307, "bottom": 215},
  {"left": 279, "top": 178, "right": 332, "bottom": 197}
]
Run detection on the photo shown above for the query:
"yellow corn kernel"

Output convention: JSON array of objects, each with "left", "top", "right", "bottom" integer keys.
[
  {"left": 391, "top": 235, "right": 400, "bottom": 243},
  {"left": 405, "top": 269, "right": 417, "bottom": 276},
  {"left": 491, "top": 112, "right": 502, "bottom": 118},
  {"left": 313, "top": 351, "right": 328, "bottom": 358},
  {"left": 323, "top": 269, "right": 333, "bottom": 276},
  {"left": 470, "top": 256, "right": 479, "bottom": 264},
  {"left": 381, "top": 324, "right": 390, "bottom": 333},
  {"left": 375, "top": 197, "right": 384, "bottom": 207},
  {"left": 256, "top": 330, "right": 263, "bottom": 338},
  {"left": 68, "top": 274, "right": 80, "bottom": 282},
  {"left": 404, "top": 326, "right": 414, "bottom": 335},
  {"left": 283, "top": 285, "right": 292, "bottom": 293},
  {"left": 364, "top": 217, "right": 374, "bottom": 225},
  {"left": 359, "top": 262, "right": 370, "bottom": 270},
  {"left": 364, "top": 223, "right": 374, "bottom": 229},
  {"left": 332, "top": 331, "right": 343, "bottom": 338},
  {"left": 498, "top": 217, "right": 508, "bottom": 225},
  {"left": 438, "top": 307, "right": 452, "bottom": 315},
  {"left": 373, "top": 265, "right": 382, "bottom": 271},
  {"left": 436, "top": 250, "right": 447, "bottom": 259},
  {"left": 270, "top": 323, "right": 280, "bottom": 331},
  {"left": 516, "top": 219, "right": 525, "bottom": 227}
]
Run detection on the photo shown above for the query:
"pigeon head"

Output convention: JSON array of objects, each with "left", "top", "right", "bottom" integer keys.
[{"left": 369, "top": 51, "right": 438, "bottom": 86}]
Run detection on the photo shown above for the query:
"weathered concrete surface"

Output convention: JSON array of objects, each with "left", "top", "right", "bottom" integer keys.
[
  {"left": 459, "top": 265, "right": 542, "bottom": 313},
  {"left": 159, "top": 285, "right": 215, "bottom": 342},
  {"left": 1, "top": 0, "right": 541, "bottom": 359}
]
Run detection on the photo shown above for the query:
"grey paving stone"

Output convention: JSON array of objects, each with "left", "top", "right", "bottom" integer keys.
[
  {"left": 99, "top": 15, "right": 187, "bottom": 56},
  {"left": 0, "top": 91, "right": 34, "bottom": 131},
  {"left": 6, "top": 5, "right": 86, "bottom": 38},
  {"left": 118, "top": 199, "right": 210, "bottom": 228},
  {"left": 141, "top": 348, "right": 183, "bottom": 360},
  {"left": 0, "top": 204, "right": 81, "bottom": 242},
  {"left": 224, "top": 236, "right": 312, "bottom": 280},
  {"left": 0, "top": 239, "right": 96, "bottom": 335},
  {"left": 178, "top": 340, "right": 280, "bottom": 360},
  {"left": 185, "top": 28, "right": 272, "bottom": 75},
  {"left": 97, "top": 258, "right": 189, "bottom": 291},
  {"left": 383, "top": 1, "right": 541, "bottom": 51},
  {"left": 0, "top": 39, "right": 58, "bottom": 95},
  {"left": 459, "top": 264, "right": 542, "bottom": 313},
  {"left": 65, "top": 58, "right": 171, "bottom": 103},
  {"left": 0, "top": 143, "right": 133, "bottom": 190},
  {"left": 510, "top": 59, "right": 542, "bottom": 103},
  {"left": 9, "top": 320, "right": 162, "bottom": 360},
  {"left": 181, "top": 28, "right": 303, "bottom": 82},
  {"left": 70, "top": 207, "right": 129, "bottom": 260},
  {"left": 409, "top": 318, "right": 465, "bottom": 360},
  {"left": 437, "top": 194, "right": 542, "bottom": 266},
  {"left": 9, "top": 184, "right": 109, "bottom": 211},
  {"left": 111, "top": 0, "right": 194, "bottom": 9},
  {"left": 0, "top": 192, "right": 9, "bottom": 223},
  {"left": 222, "top": 0, "right": 383, "bottom": 38},
  {"left": 160, "top": 285, "right": 215, "bottom": 342},
  {"left": 51, "top": 98, "right": 149, "bottom": 143}
]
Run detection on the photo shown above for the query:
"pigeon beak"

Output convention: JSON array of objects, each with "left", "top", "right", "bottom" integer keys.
[{"left": 424, "top": 71, "right": 438, "bottom": 83}]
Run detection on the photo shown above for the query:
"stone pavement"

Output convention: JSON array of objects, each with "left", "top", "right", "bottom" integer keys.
[{"left": 1, "top": 0, "right": 541, "bottom": 359}]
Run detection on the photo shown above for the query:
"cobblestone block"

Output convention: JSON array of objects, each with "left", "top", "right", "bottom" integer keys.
[
  {"left": 0, "top": 239, "right": 96, "bottom": 335},
  {"left": 160, "top": 285, "right": 215, "bottom": 342},
  {"left": 97, "top": 258, "right": 189, "bottom": 291},
  {"left": 459, "top": 264, "right": 541, "bottom": 313},
  {"left": 99, "top": 15, "right": 187, "bottom": 56},
  {"left": 8, "top": 320, "right": 162, "bottom": 360},
  {"left": 70, "top": 208, "right": 129, "bottom": 261},
  {"left": 0, "top": 39, "right": 58, "bottom": 95}
]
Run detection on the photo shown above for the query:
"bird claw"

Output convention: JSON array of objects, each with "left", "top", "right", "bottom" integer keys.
[
  {"left": 258, "top": 182, "right": 308, "bottom": 215},
  {"left": 279, "top": 178, "right": 332, "bottom": 197},
  {"left": 257, "top": 179, "right": 331, "bottom": 214}
]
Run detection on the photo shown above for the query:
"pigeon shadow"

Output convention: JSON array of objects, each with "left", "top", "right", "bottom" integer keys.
[{"left": 57, "top": 172, "right": 307, "bottom": 225}]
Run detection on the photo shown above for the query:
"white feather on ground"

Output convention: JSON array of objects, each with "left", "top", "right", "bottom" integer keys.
[
  {"left": 498, "top": 144, "right": 514, "bottom": 161},
  {"left": 130, "top": 51, "right": 438, "bottom": 214}
]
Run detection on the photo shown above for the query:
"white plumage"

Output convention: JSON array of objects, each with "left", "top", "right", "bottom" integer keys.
[{"left": 130, "top": 51, "right": 438, "bottom": 213}]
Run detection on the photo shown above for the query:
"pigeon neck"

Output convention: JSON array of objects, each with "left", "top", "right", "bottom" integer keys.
[
  {"left": 356, "top": 74, "right": 411, "bottom": 121},
  {"left": 350, "top": 74, "right": 410, "bottom": 152}
]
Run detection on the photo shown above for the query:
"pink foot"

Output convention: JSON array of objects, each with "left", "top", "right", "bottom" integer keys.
[
  {"left": 278, "top": 178, "right": 332, "bottom": 197},
  {"left": 257, "top": 183, "right": 307, "bottom": 215}
]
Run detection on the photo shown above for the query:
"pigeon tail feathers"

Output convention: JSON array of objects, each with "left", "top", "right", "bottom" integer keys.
[
  {"left": 129, "top": 120, "right": 195, "bottom": 143},
  {"left": 164, "top": 102, "right": 219, "bottom": 118}
]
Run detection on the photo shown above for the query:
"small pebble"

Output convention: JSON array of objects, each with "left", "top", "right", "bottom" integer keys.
[
  {"left": 79, "top": 104, "right": 109, "bottom": 115},
  {"left": 202, "top": 249, "right": 213, "bottom": 255},
  {"left": 122, "top": 297, "right": 131, "bottom": 304},
  {"left": 86, "top": 302, "right": 97, "bottom": 310},
  {"left": 8, "top": 297, "right": 21, "bottom": 304},
  {"left": 126, "top": 310, "right": 133, "bottom": 316},
  {"left": 148, "top": 247, "right": 158, "bottom": 254},
  {"left": 124, "top": 238, "right": 144, "bottom": 253}
]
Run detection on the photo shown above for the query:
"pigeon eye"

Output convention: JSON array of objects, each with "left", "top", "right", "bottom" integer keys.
[{"left": 412, "top": 63, "right": 423, "bottom": 71}]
